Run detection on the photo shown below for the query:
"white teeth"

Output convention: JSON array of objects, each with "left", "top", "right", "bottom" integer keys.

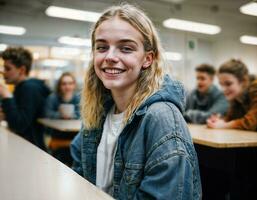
[{"left": 104, "top": 68, "right": 124, "bottom": 74}]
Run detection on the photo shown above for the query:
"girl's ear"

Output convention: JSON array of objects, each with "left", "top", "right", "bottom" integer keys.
[{"left": 142, "top": 51, "right": 153, "bottom": 69}]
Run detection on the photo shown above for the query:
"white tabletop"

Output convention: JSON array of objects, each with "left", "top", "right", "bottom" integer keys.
[
  {"left": 38, "top": 118, "right": 81, "bottom": 132},
  {"left": 0, "top": 126, "right": 113, "bottom": 200},
  {"left": 189, "top": 124, "right": 257, "bottom": 148}
]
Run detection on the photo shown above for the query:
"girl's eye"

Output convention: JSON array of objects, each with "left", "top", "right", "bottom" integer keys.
[
  {"left": 95, "top": 45, "right": 108, "bottom": 52},
  {"left": 120, "top": 46, "right": 133, "bottom": 53}
]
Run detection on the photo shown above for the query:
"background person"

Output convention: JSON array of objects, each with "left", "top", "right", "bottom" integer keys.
[
  {"left": 44, "top": 72, "right": 80, "bottom": 165},
  {"left": 0, "top": 47, "right": 50, "bottom": 150},
  {"left": 184, "top": 64, "right": 228, "bottom": 124},
  {"left": 70, "top": 4, "right": 201, "bottom": 199},
  {"left": 207, "top": 59, "right": 257, "bottom": 131},
  {"left": 45, "top": 72, "right": 80, "bottom": 120}
]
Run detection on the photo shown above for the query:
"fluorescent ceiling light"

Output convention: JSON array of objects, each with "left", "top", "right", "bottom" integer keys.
[
  {"left": 164, "top": 52, "right": 182, "bottom": 61},
  {"left": 163, "top": 18, "right": 221, "bottom": 35},
  {"left": 240, "top": 35, "right": 257, "bottom": 46},
  {"left": 51, "top": 47, "right": 81, "bottom": 58},
  {"left": 0, "top": 25, "right": 26, "bottom": 35},
  {"left": 58, "top": 36, "right": 91, "bottom": 47},
  {"left": 45, "top": 6, "right": 101, "bottom": 22},
  {"left": 41, "top": 59, "right": 69, "bottom": 67},
  {"left": 0, "top": 44, "right": 7, "bottom": 51},
  {"left": 240, "top": 2, "right": 257, "bottom": 16}
]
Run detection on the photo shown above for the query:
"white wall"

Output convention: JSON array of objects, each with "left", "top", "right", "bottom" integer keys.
[
  {"left": 158, "top": 31, "right": 257, "bottom": 90},
  {"left": 213, "top": 40, "right": 257, "bottom": 74}
]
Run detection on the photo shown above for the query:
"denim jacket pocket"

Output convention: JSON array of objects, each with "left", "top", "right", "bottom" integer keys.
[
  {"left": 124, "top": 163, "right": 144, "bottom": 185},
  {"left": 119, "top": 163, "right": 144, "bottom": 200}
]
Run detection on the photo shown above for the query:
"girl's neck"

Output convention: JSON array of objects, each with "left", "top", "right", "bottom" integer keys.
[
  {"left": 111, "top": 85, "right": 136, "bottom": 114},
  {"left": 112, "top": 93, "right": 130, "bottom": 114},
  {"left": 62, "top": 93, "right": 73, "bottom": 102}
]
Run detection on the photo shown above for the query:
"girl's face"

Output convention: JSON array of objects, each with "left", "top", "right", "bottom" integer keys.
[
  {"left": 60, "top": 76, "right": 76, "bottom": 95},
  {"left": 218, "top": 73, "right": 244, "bottom": 101},
  {"left": 93, "top": 17, "right": 152, "bottom": 95}
]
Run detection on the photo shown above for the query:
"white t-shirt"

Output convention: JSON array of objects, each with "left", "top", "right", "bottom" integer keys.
[{"left": 96, "top": 106, "right": 124, "bottom": 195}]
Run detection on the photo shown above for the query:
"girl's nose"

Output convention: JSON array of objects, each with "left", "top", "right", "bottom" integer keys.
[{"left": 105, "top": 47, "right": 119, "bottom": 63}]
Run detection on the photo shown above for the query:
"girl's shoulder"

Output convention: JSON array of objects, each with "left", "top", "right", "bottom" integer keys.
[{"left": 142, "top": 101, "right": 183, "bottom": 129}]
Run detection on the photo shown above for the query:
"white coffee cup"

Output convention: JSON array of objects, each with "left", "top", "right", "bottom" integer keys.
[{"left": 59, "top": 104, "right": 75, "bottom": 118}]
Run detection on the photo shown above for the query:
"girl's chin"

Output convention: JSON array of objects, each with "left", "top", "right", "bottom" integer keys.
[{"left": 225, "top": 95, "right": 235, "bottom": 101}]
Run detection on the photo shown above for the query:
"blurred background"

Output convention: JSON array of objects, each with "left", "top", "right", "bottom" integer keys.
[{"left": 0, "top": 0, "right": 256, "bottom": 90}]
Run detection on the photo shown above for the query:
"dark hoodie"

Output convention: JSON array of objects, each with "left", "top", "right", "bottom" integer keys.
[{"left": 2, "top": 78, "right": 50, "bottom": 150}]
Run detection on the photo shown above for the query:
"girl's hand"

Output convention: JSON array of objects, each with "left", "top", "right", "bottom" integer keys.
[
  {"left": 207, "top": 118, "right": 228, "bottom": 129},
  {"left": 207, "top": 113, "right": 221, "bottom": 123}
]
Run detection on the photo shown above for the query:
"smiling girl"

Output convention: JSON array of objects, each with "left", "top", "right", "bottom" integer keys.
[
  {"left": 207, "top": 59, "right": 257, "bottom": 130},
  {"left": 70, "top": 4, "right": 201, "bottom": 199}
]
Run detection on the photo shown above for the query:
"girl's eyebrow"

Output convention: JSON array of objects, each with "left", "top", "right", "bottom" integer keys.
[
  {"left": 95, "top": 39, "right": 106, "bottom": 43},
  {"left": 118, "top": 39, "right": 138, "bottom": 47},
  {"left": 95, "top": 38, "right": 138, "bottom": 46}
]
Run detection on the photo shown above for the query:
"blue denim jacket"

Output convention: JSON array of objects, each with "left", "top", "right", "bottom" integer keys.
[{"left": 71, "top": 75, "right": 202, "bottom": 199}]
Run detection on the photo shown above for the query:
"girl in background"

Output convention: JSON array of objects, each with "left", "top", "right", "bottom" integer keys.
[
  {"left": 45, "top": 72, "right": 80, "bottom": 165},
  {"left": 45, "top": 72, "right": 80, "bottom": 119},
  {"left": 71, "top": 4, "right": 201, "bottom": 199},
  {"left": 207, "top": 59, "right": 257, "bottom": 131}
]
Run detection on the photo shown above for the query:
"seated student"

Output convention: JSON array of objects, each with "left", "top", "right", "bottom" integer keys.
[
  {"left": 207, "top": 59, "right": 257, "bottom": 131},
  {"left": 70, "top": 4, "right": 201, "bottom": 199},
  {"left": 45, "top": 72, "right": 80, "bottom": 165},
  {"left": 184, "top": 64, "right": 228, "bottom": 124},
  {"left": 0, "top": 47, "right": 50, "bottom": 150},
  {"left": 45, "top": 72, "right": 80, "bottom": 120}
]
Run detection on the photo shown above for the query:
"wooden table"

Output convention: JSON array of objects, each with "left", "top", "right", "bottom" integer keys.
[
  {"left": 188, "top": 124, "right": 257, "bottom": 148},
  {"left": 188, "top": 124, "right": 257, "bottom": 198},
  {"left": 37, "top": 118, "right": 82, "bottom": 165},
  {"left": 38, "top": 118, "right": 81, "bottom": 132},
  {"left": 0, "top": 126, "right": 113, "bottom": 200}
]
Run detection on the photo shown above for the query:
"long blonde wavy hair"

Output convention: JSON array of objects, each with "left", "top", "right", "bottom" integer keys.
[{"left": 81, "top": 4, "right": 164, "bottom": 129}]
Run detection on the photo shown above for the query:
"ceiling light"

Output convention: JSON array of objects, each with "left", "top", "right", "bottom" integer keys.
[
  {"left": 240, "top": 35, "right": 257, "bottom": 46},
  {"left": 58, "top": 36, "right": 91, "bottom": 47},
  {"left": 45, "top": 6, "right": 101, "bottom": 22},
  {"left": 163, "top": 18, "right": 221, "bottom": 35},
  {"left": 164, "top": 52, "right": 182, "bottom": 61},
  {"left": 0, "top": 25, "right": 26, "bottom": 35},
  {"left": 41, "top": 59, "right": 69, "bottom": 67},
  {"left": 51, "top": 47, "right": 81, "bottom": 57},
  {"left": 0, "top": 44, "right": 7, "bottom": 51},
  {"left": 240, "top": 2, "right": 257, "bottom": 16}
]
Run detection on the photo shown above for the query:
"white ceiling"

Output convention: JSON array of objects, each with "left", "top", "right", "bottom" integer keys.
[{"left": 0, "top": 0, "right": 256, "bottom": 47}]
